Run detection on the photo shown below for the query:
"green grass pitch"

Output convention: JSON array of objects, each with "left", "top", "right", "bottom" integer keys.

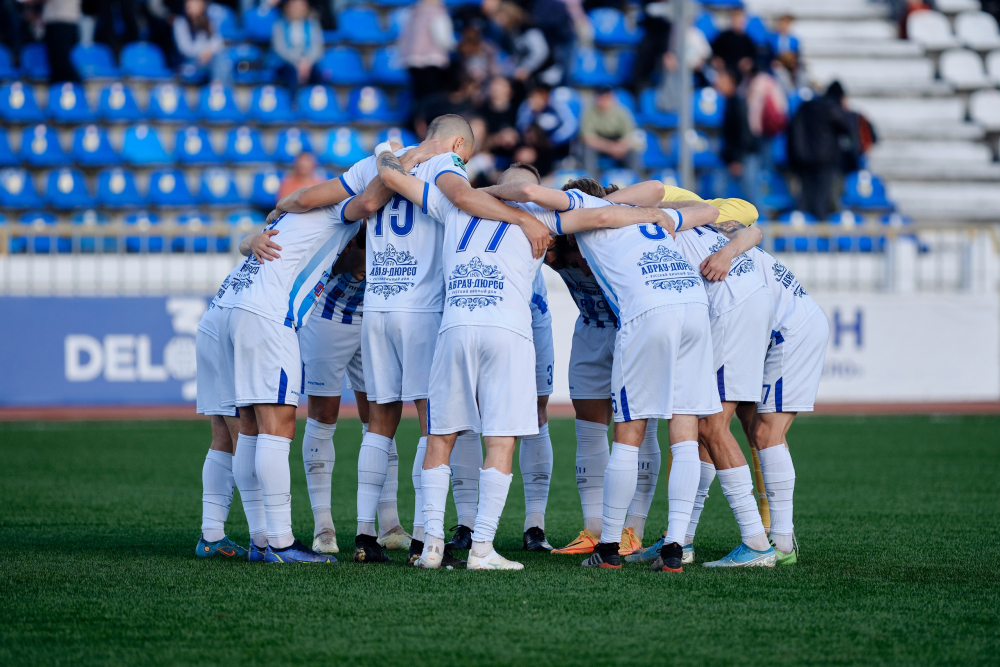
[{"left": 1, "top": 415, "right": 998, "bottom": 666}]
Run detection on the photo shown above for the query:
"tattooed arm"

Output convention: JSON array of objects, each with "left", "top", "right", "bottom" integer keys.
[
  {"left": 699, "top": 221, "right": 763, "bottom": 282},
  {"left": 374, "top": 149, "right": 429, "bottom": 210}
]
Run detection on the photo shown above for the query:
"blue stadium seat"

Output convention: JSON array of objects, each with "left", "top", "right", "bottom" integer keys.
[
  {"left": 121, "top": 124, "right": 171, "bottom": 165},
  {"left": 771, "top": 133, "right": 787, "bottom": 167},
  {"left": 770, "top": 32, "right": 799, "bottom": 56},
  {"left": 72, "top": 124, "right": 119, "bottom": 166},
  {"left": 20, "top": 43, "right": 50, "bottom": 80},
  {"left": 46, "top": 168, "right": 94, "bottom": 210},
  {"left": 17, "top": 211, "right": 67, "bottom": 254},
  {"left": 148, "top": 83, "right": 196, "bottom": 123},
  {"left": 552, "top": 86, "right": 583, "bottom": 121},
  {"left": 148, "top": 169, "right": 196, "bottom": 208},
  {"left": 635, "top": 129, "right": 671, "bottom": 169},
  {"left": 371, "top": 0, "right": 412, "bottom": 7},
  {"left": 637, "top": 88, "right": 677, "bottom": 128},
  {"left": 98, "top": 82, "right": 143, "bottom": 122},
  {"left": 0, "top": 45, "right": 15, "bottom": 80},
  {"left": 694, "top": 12, "right": 719, "bottom": 43},
  {"left": 842, "top": 169, "right": 893, "bottom": 211},
  {"left": 174, "top": 125, "right": 219, "bottom": 164},
  {"left": 590, "top": 8, "right": 642, "bottom": 46},
  {"left": 321, "top": 127, "right": 368, "bottom": 169},
  {"left": 570, "top": 48, "right": 618, "bottom": 87},
  {"left": 46, "top": 82, "right": 91, "bottom": 123},
  {"left": 71, "top": 43, "right": 120, "bottom": 79},
  {"left": 601, "top": 168, "right": 640, "bottom": 189},
  {"left": 348, "top": 86, "right": 398, "bottom": 124},
  {"left": 72, "top": 208, "right": 114, "bottom": 253},
  {"left": 615, "top": 50, "right": 635, "bottom": 86},
  {"left": 228, "top": 208, "right": 266, "bottom": 227},
  {"left": 829, "top": 209, "right": 865, "bottom": 252},
  {"left": 338, "top": 8, "right": 393, "bottom": 44},
  {"left": 296, "top": 85, "right": 349, "bottom": 124},
  {"left": 96, "top": 167, "right": 145, "bottom": 208},
  {"left": 0, "top": 168, "right": 43, "bottom": 208},
  {"left": 251, "top": 169, "right": 283, "bottom": 209},
  {"left": 124, "top": 211, "right": 163, "bottom": 253},
  {"left": 120, "top": 41, "right": 173, "bottom": 79},
  {"left": 229, "top": 44, "right": 263, "bottom": 84},
  {"left": 760, "top": 170, "right": 795, "bottom": 214},
  {"left": 199, "top": 168, "right": 242, "bottom": 206},
  {"left": 0, "top": 81, "right": 44, "bottom": 123},
  {"left": 19, "top": 124, "right": 67, "bottom": 167},
  {"left": 387, "top": 8, "right": 409, "bottom": 40},
  {"left": 667, "top": 130, "right": 722, "bottom": 169},
  {"left": 377, "top": 127, "right": 418, "bottom": 147},
  {"left": 171, "top": 210, "right": 217, "bottom": 253},
  {"left": 0, "top": 130, "right": 15, "bottom": 167},
  {"left": 249, "top": 85, "right": 294, "bottom": 124},
  {"left": 651, "top": 168, "right": 680, "bottom": 187},
  {"left": 745, "top": 15, "right": 771, "bottom": 47},
  {"left": 273, "top": 127, "right": 314, "bottom": 163},
  {"left": 613, "top": 88, "right": 637, "bottom": 116},
  {"left": 243, "top": 5, "right": 280, "bottom": 42},
  {"left": 198, "top": 84, "right": 244, "bottom": 124},
  {"left": 370, "top": 46, "right": 408, "bottom": 86},
  {"left": 224, "top": 126, "right": 270, "bottom": 163},
  {"left": 211, "top": 3, "right": 243, "bottom": 41},
  {"left": 319, "top": 47, "right": 369, "bottom": 86},
  {"left": 774, "top": 210, "right": 817, "bottom": 253},
  {"left": 693, "top": 87, "right": 725, "bottom": 128},
  {"left": 552, "top": 169, "right": 590, "bottom": 189}
]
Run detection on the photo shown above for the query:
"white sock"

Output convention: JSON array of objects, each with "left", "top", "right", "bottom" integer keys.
[
  {"left": 233, "top": 434, "right": 267, "bottom": 548},
  {"left": 255, "top": 434, "right": 294, "bottom": 549},
  {"left": 356, "top": 432, "right": 391, "bottom": 536},
  {"left": 664, "top": 441, "right": 700, "bottom": 547},
  {"left": 624, "top": 419, "right": 660, "bottom": 539},
  {"left": 377, "top": 438, "right": 401, "bottom": 534},
  {"left": 575, "top": 419, "right": 610, "bottom": 535},
  {"left": 600, "top": 442, "right": 639, "bottom": 544},
  {"left": 421, "top": 464, "right": 451, "bottom": 541},
  {"left": 519, "top": 422, "right": 552, "bottom": 531},
  {"left": 410, "top": 436, "right": 427, "bottom": 541},
  {"left": 684, "top": 462, "right": 716, "bottom": 545},
  {"left": 717, "top": 465, "right": 769, "bottom": 551},
  {"left": 201, "top": 449, "right": 234, "bottom": 542},
  {"left": 759, "top": 445, "right": 796, "bottom": 553},
  {"left": 473, "top": 467, "right": 514, "bottom": 544},
  {"left": 302, "top": 418, "right": 336, "bottom": 537},
  {"left": 450, "top": 432, "right": 482, "bottom": 528}
]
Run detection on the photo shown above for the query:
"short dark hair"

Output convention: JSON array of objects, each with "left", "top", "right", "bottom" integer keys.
[
  {"left": 562, "top": 177, "right": 605, "bottom": 197},
  {"left": 507, "top": 162, "right": 541, "bottom": 183}
]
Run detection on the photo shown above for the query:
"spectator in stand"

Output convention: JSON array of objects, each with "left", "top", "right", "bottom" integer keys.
[
  {"left": 398, "top": 0, "right": 457, "bottom": 105},
  {"left": 716, "top": 67, "right": 761, "bottom": 208},
  {"left": 530, "top": 0, "right": 575, "bottom": 85},
  {"left": 632, "top": 0, "right": 673, "bottom": 94},
  {"left": 746, "top": 66, "right": 788, "bottom": 171},
  {"left": 898, "top": 0, "right": 930, "bottom": 40},
  {"left": 174, "top": 0, "right": 231, "bottom": 84},
  {"left": 491, "top": 1, "right": 552, "bottom": 84},
  {"left": 711, "top": 7, "right": 756, "bottom": 79},
  {"left": 144, "top": 0, "right": 186, "bottom": 67},
  {"left": 465, "top": 115, "right": 501, "bottom": 186},
  {"left": 516, "top": 82, "right": 577, "bottom": 174},
  {"left": 769, "top": 14, "right": 798, "bottom": 59},
  {"left": 580, "top": 85, "right": 639, "bottom": 174},
  {"left": 787, "top": 80, "right": 853, "bottom": 220},
  {"left": 93, "top": 0, "right": 139, "bottom": 51},
  {"left": 278, "top": 151, "right": 324, "bottom": 200},
  {"left": 457, "top": 24, "right": 503, "bottom": 86},
  {"left": 477, "top": 76, "right": 522, "bottom": 162},
  {"left": 42, "top": 0, "right": 82, "bottom": 82},
  {"left": 272, "top": 0, "right": 324, "bottom": 94}
]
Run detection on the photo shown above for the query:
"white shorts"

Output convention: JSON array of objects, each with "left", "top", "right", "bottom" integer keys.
[
  {"left": 612, "top": 303, "right": 721, "bottom": 422},
  {"left": 195, "top": 319, "right": 237, "bottom": 417},
  {"left": 428, "top": 326, "right": 539, "bottom": 437},
  {"left": 711, "top": 287, "right": 773, "bottom": 403},
  {"left": 361, "top": 310, "right": 442, "bottom": 404},
  {"left": 532, "top": 315, "right": 554, "bottom": 397},
  {"left": 228, "top": 307, "right": 302, "bottom": 407},
  {"left": 758, "top": 307, "right": 829, "bottom": 414},
  {"left": 568, "top": 317, "right": 616, "bottom": 400},
  {"left": 298, "top": 315, "right": 365, "bottom": 397}
]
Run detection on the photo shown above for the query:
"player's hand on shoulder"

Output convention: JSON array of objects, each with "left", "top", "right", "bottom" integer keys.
[
  {"left": 523, "top": 215, "right": 550, "bottom": 259},
  {"left": 652, "top": 208, "right": 677, "bottom": 238},
  {"left": 265, "top": 208, "right": 282, "bottom": 225},
  {"left": 700, "top": 247, "right": 734, "bottom": 282},
  {"left": 400, "top": 138, "right": 448, "bottom": 169},
  {"left": 249, "top": 229, "right": 282, "bottom": 263}
]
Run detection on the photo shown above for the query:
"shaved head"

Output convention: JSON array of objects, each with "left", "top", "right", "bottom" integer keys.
[
  {"left": 498, "top": 162, "right": 541, "bottom": 185},
  {"left": 427, "top": 114, "right": 474, "bottom": 146}
]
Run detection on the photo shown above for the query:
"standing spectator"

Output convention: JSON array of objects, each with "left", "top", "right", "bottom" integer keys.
[
  {"left": 476, "top": 76, "right": 521, "bottom": 161},
  {"left": 716, "top": 67, "right": 762, "bottom": 208},
  {"left": 42, "top": 0, "right": 82, "bottom": 83},
  {"left": 531, "top": 0, "right": 574, "bottom": 85},
  {"left": 711, "top": 7, "right": 756, "bottom": 79},
  {"left": 93, "top": 0, "right": 139, "bottom": 51},
  {"left": 745, "top": 67, "right": 788, "bottom": 165},
  {"left": 174, "top": 0, "right": 231, "bottom": 84},
  {"left": 398, "top": 0, "right": 456, "bottom": 105},
  {"left": 787, "top": 80, "right": 853, "bottom": 220},
  {"left": 631, "top": 0, "right": 672, "bottom": 94},
  {"left": 492, "top": 1, "right": 552, "bottom": 84},
  {"left": 516, "top": 82, "right": 578, "bottom": 173},
  {"left": 768, "top": 14, "right": 798, "bottom": 59},
  {"left": 456, "top": 24, "right": 502, "bottom": 86},
  {"left": 144, "top": 0, "right": 186, "bottom": 67},
  {"left": 580, "top": 86, "right": 639, "bottom": 174},
  {"left": 272, "top": 0, "right": 324, "bottom": 94},
  {"left": 278, "top": 151, "right": 323, "bottom": 200}
]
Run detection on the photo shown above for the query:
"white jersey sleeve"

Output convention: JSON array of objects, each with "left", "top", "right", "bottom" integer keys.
[
  {"left": 753, "top": 247, "right": 819, "bottom": 335},
  {"left": 675, "top": 226, "right": 767, "bottom": 318},
  {"left": 338, "top": 156, "right": 377, "bottom": 197}
]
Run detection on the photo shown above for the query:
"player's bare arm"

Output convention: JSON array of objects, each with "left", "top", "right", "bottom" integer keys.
[
  {"left": 479, "top": 181, "right": 573, "bottom": 212},
  {"left": 700, "top": 223, "right": 763, "bottom": 282},
  {"left": 603, "top": 179, "right": 667, "bottom": 207},
  {"left": 560, "top": 205, "right": 685, "bottom": 235}
]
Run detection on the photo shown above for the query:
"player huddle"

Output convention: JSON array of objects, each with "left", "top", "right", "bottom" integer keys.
[{"left": 193, "top": 114, "right": 828, "bottom": 572}]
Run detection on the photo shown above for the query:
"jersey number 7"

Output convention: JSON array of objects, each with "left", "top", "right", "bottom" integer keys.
[{"left": 457, "top": 217, "right": 510, "bottom": 253}]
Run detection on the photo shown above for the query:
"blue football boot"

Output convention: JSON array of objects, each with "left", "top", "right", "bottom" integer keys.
[
  {"left": 702, "top": 543, "right": 776, "bottom": 568},
  {"left": 195, "top": 535, "right": 247, "bottom": 559},
  {"left": 624, "top": 536, "right": 663, "bottom": 563},
  {"left": 264, "top": 539, "right": 337, "bottom": 563},
  {"left": 248, "top": 542, "right": 268, "bottom": 562}
]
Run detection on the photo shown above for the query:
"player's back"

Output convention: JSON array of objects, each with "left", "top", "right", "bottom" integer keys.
[
  {"left": 752, "top": 246, "right": 819, "bottom": 334},
  {"left": 427, "top": 185, "right": 542, "bottom": 339},
  {"left": 316, "top": 272, "right": 365, "bottom": 324},
  {"left": 675, "top": 226, "right": 766, "bottom": 317}
]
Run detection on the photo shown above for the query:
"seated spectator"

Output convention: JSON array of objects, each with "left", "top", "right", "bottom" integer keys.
[
  {"left": 580, "top": 85, "right": 639, "bottom": 174},
  {"left": 457, "top": 24, "right": 502, "bottom": 86},
  {"left": 278, "top": 151, "right": 323, "bottom": 200},
  {"left": 531, "top": 0, "right": 574, "bottom": 85},
  {"left": 399, "top": 0, "right": 457, "bottom": 105},
  {"left": 272, "top": 0, "right": 324, "bottom": 94},
  {"left": 516, "top": 82, "right": 577, "bottom": 173},
  {"left": 711, "top": 7, "right": 756, "bottom": 78},
  {"left": 716, "top": 67, "right": 762, "bottom": 208},
  {"left": 174, "top": 0, "right": 231, "bottom": 84},
  {"left": 769, "top": 14, "right": 799, "bottom": 58},
  {"left": 632, "top": 0, "right": 673, "bottom": 94},
  {"left": 491, "top": 1, "right": 552, "bottom": 84},
  {"left": 477, "top": 76, "right": 521, "bottom": 160}
]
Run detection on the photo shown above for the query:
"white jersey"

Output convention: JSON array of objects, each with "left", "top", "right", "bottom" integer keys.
[
  {"left": 553, "top": 264, "right": 618, "bottom": 329},
  {"left": 198, "top": 262, "right": 243, "bottom": 339},
  {"left": 530, "top": 267, "right": 551, "bottom": 324},
  {"left": 340, "top": 150, "right": 468, "bottom": 312},
  {"left": 674, "top": 225, "right": 767, "bottom": 318},
  {"left": 315, "top": 273, "right": 365, "bottom": 325},
  {"left": 220, "top": 200, "right": 361, "bottom": 331},
  {"left": 425, "top": 185, "right": 545, "bottom": 339},
  {"left": 550, "top": 189, "right": 707, "bottom": 325},
  {"left": 752, "top": 247, "right": 820, "bottom": 335}
]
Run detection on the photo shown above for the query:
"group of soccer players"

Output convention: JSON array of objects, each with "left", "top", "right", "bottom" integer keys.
[{"left": 193, "top": 113, "right": 828, "bottom": 571}]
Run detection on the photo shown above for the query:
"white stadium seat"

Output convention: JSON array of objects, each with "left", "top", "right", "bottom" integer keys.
[
  {"left": 869, "top": 140, "right": 992, "bottom": 165},
  {"left": 806, "top": 57, "right": 935, "bottom": 89},
  {"left": 987, "top": 49, "right": 1000, "bottom": 84},
  {"left": 969, "top": 89, "right": 1000, "bottom": 130},
  {"left": 935, "top": 0, "right": 981, "bottom": 14},
  {"left": 939, "top": 48, "right": 991, "bottom": 89},
  {"left": 907, "top": 10, "right": 960, "bottom": 50},
  {"left": 955, "top": 11, "right": 1000, "bottom": 51},
  {"left": 791, "top": 20, "right": 896, "bottom": 42}
]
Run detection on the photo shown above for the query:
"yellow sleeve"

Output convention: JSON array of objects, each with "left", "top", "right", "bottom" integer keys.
[
  {"left": 661, "top": 184, "right": 705, "bottom": 203},
  {"left": 661, "top": 184, "right": 758, "bottom": 226}
]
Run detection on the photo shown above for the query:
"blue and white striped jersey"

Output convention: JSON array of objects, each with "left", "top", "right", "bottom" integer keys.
[
  {"left": 530, "top": 267, "right": 551, "bottom": 325},
  {"left": 552, "top": 264, "right": 618, "bottom": 328},
  {"left": 317, "top": 272, "right": 365, "bottom": 324}
]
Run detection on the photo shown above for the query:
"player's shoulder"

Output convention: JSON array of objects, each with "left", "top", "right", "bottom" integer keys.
[
  {"left": 424, "top": 152, "right": 469, "bottom": 182},
  {"left": 566, "top": 189, "right": 611, "bottom": 210}
]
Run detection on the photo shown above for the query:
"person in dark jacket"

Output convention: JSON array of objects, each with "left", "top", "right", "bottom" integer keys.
[
  {"left": 711, "top": 8, "right": 757, "bottom": 78},
  {"left": 717, "top": 67, "right": 762, "bottom": 208},
  {"left": 787, "top": 80, "right": 853, "bottom": 220}
]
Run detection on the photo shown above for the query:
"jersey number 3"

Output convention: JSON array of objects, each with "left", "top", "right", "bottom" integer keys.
[{"left": 374, "top": 194, "right": 414, "bottom": 237}]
